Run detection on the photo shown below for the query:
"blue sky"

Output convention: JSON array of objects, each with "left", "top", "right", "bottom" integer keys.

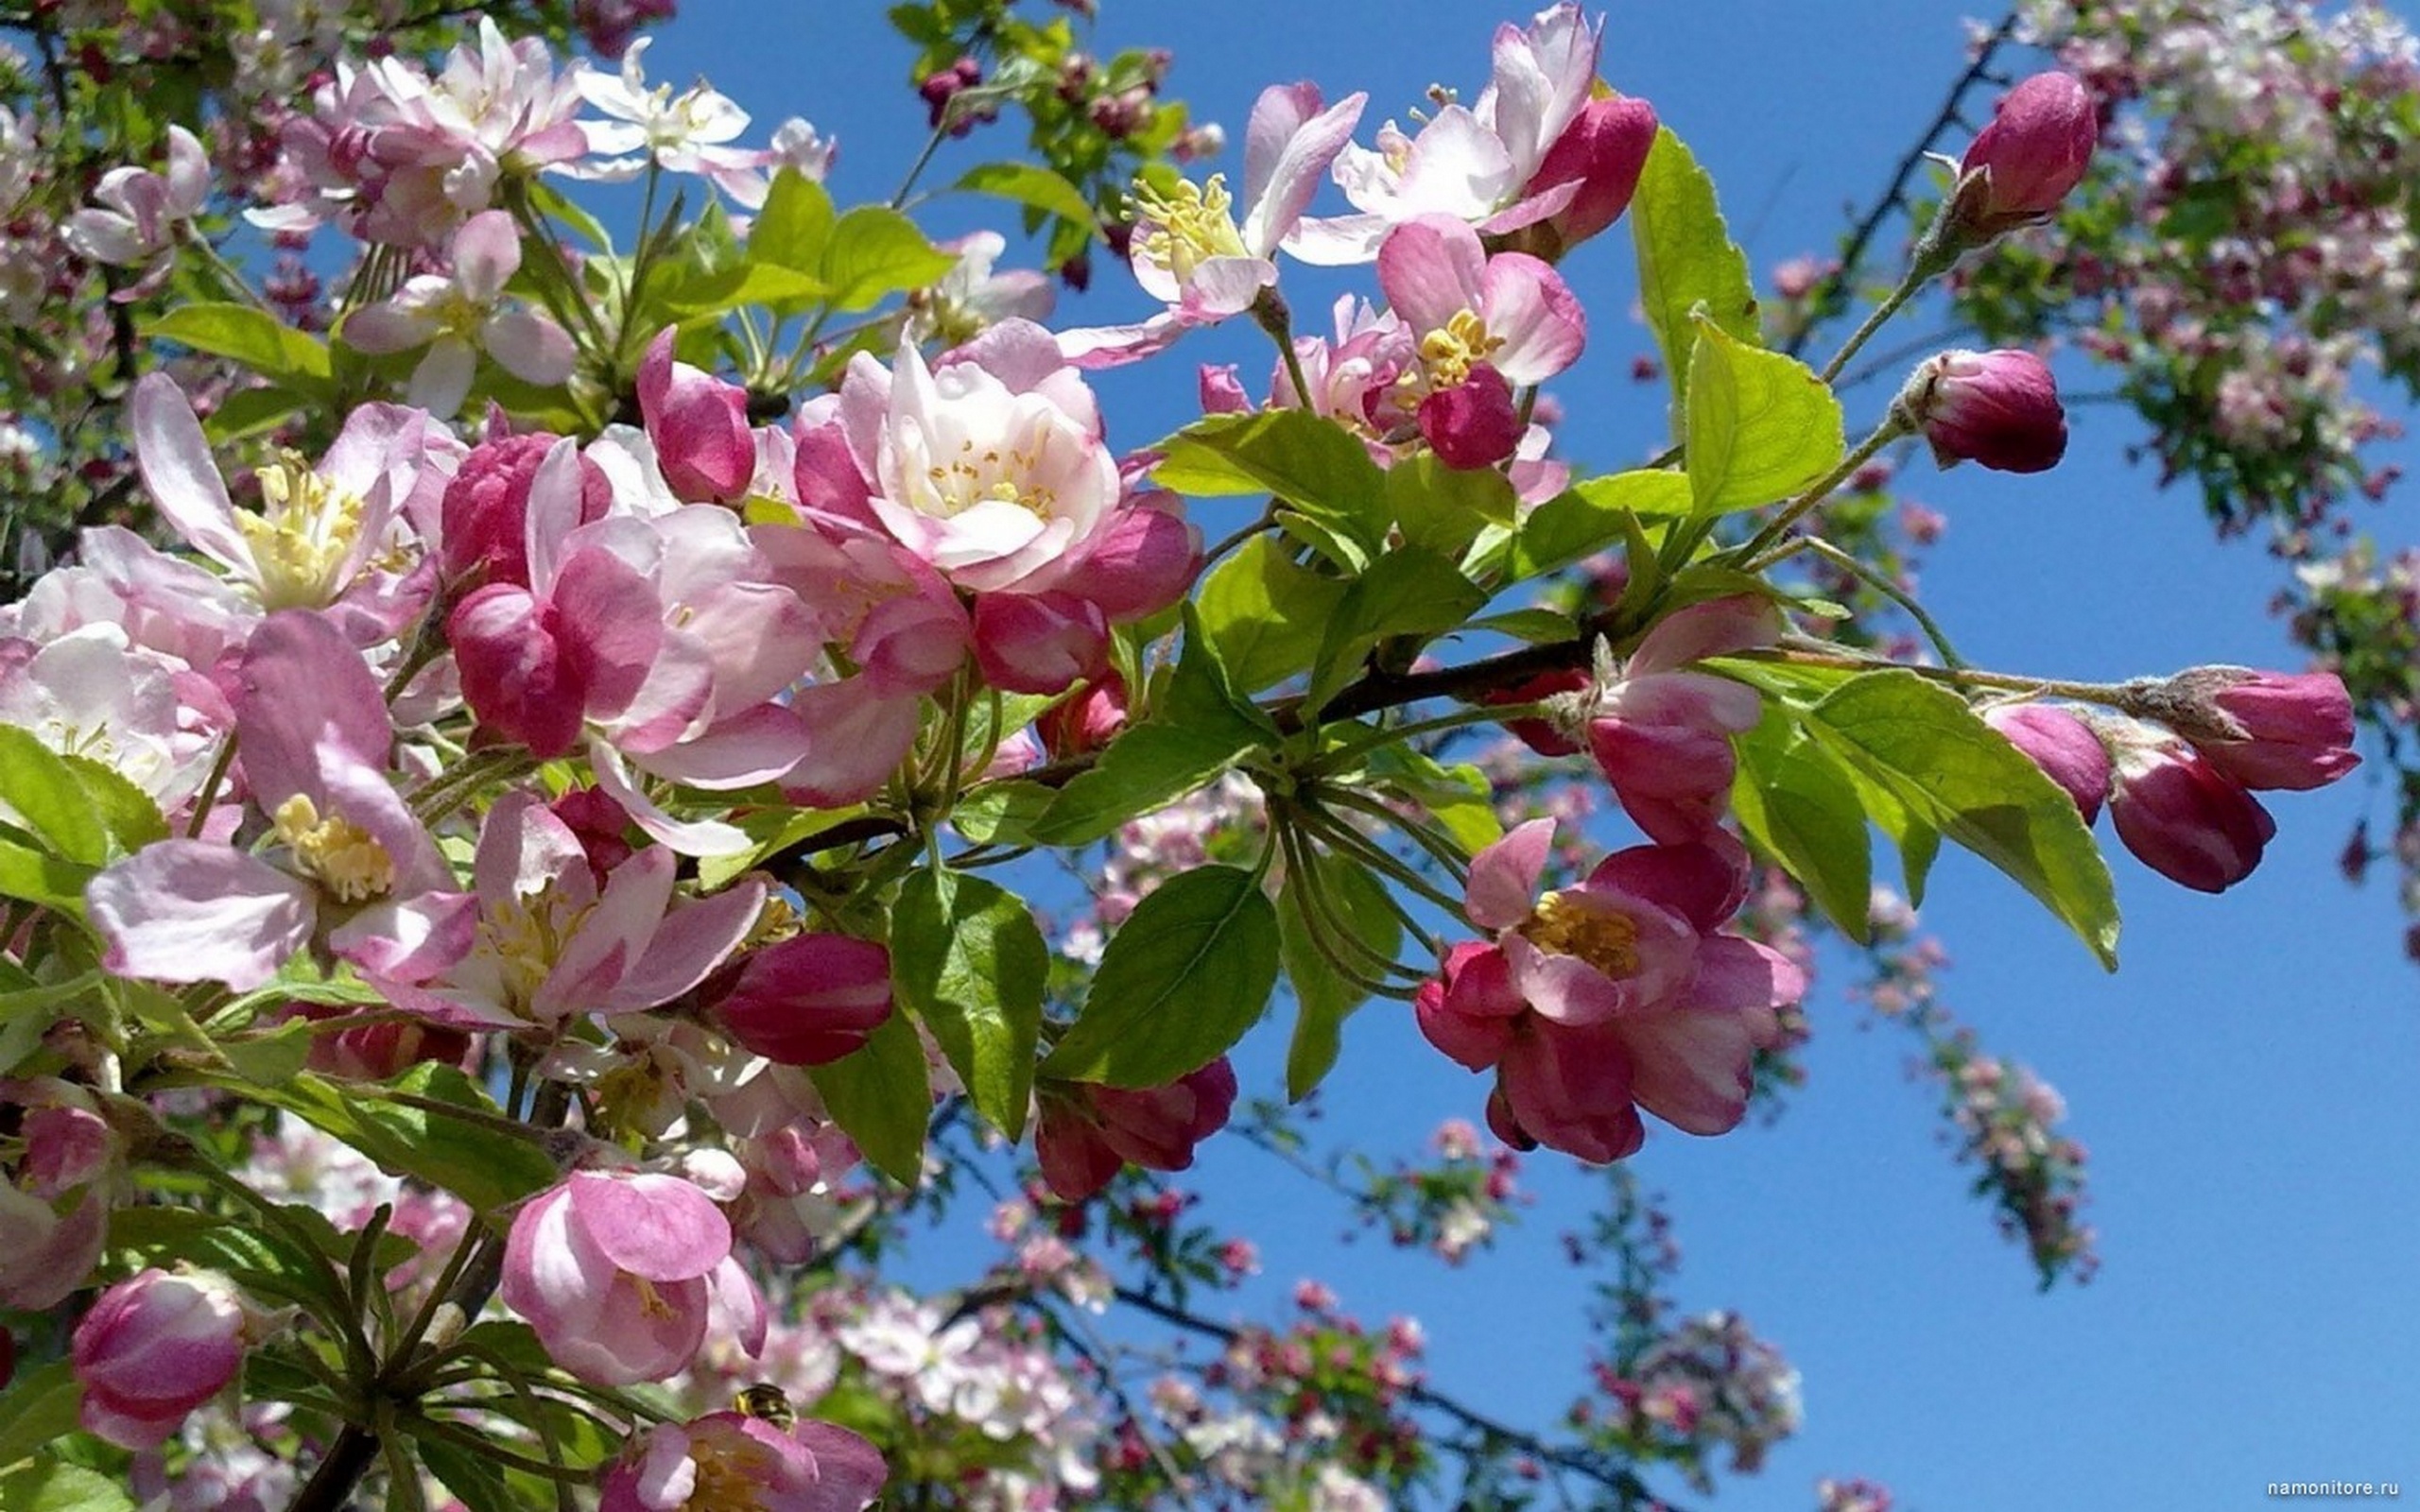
[{"left": 639, "top": 4, "right": 2420, "bottom": 1507}]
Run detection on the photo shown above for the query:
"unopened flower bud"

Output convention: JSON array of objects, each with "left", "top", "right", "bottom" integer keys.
[
  {"left": 72, "top": 1267, "right": 260, "bottom": 1450},
  {"left": 1899, "top": 349, "right": 2067, "bottom": 473},
  {"left": 705, "top": 934, "right": 893, "bottom": 1067},
  {"left": 1946, "top": 72, "right": 2097, "bottom": 242},
  {"left": 2106, "top": 730, "right": 2274, "bottom": 893},
  {"left": 2146, "top": 666, "right": 2359, "bottom": 792},
  {"left": 1984, "top": 704, "right": 2110, "bottom": 822}
]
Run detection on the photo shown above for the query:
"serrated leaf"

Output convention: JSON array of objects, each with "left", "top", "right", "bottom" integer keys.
[
  {"left": 0, "top": 1362, "right": 82, "bottom": 1468},
  {"left": 1631, "top": 127, "right": 1759, "bottom": 432},
  {"left": 58, "top": 752, "right": 167, "bottom": 853},
  {"left": 1731, "top": 705, "right": 1872, "bottom": 942},
  {"left": 1466, "top": 607, "right": 1581, "bottom": 644},
  {"left": 1511, "top": 470, "right": 1690, "bottom": 578},
  {"left": 808, "top": 1005, "right": 931, "bottom": 1184},
  {"left": 893, "top": 869, "right": 1046, "bottom": 1142},
  {"left": 0, "top": 1456, "right": 137, "bottom": 1512},
  {"left": 1277, "top": 850, "right": 1401, "bottom": 1102},
  {"left": 1028, "top": 724, "right": 1256, "bottom": 848},
  {"left": 1364, "top": 746, "right": 1502, "bottom": 853},
  {"left": 750, "top": 168, "right": 837, "bottom": 271},
  {"left": 1307, "top": 546, "right": 1489, "bottom": 713},
  {"left": 821, "top": 205, "right": 955, "bottom": 312},
  {"left": 242, "top": 1065, "right": 559, "bottom": 1213},
  {"left": 217, "top": 1015, "right": 315, "bottom": 1086},
  {"left": 954, "top": 162, "right": 1098, "bottom": 229},
  {"left": 152, "top": 303, "right": 331, "bottom": 387},
  {"left": 1041, "top": 866, "right": 1281, "bottom": 1087},
  {"left": 419, "top": 1440, "right": 519, "bottom": 1512},
  {"left": 1685, "top": 315, "right": 1844, "bottom": 513},
  {"left": 0, "top": 727, "right": 108, "bottom": 865},
  {"left": 948, "top": 780, "right": 1054, "bottom": 847},
  {"left": 0, "top": 833, "right": 93, "bottom": 913},
  {"left": 1151, "top": 411, "right": 1388, "bottom": 563},
  {"left": 1803, "top": 670, "right": 2117, "bottom": 966},
  {"left": 1197, "top": 533, "right": 1352, "bottom": 693},
  {"left": 1386, "top": 453, "right": 1518, "bottom": 557},
  {"left": 656, "top": 262, "right": 831, "bottom": 320}
]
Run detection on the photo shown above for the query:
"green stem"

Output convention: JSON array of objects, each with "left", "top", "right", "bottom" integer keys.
[
  {"left": 1746, "top": 642, "right": 2139, "bottom": 707},
  {"left": 1311, "top": 701, "right": 1552, "bottom": 777},
  {"left": 1733, "top": 417, "right": 1912, "bottom": 565},
  {"left": 1293, "top": 806, "right": 1468, "bottom": 922},
  {"left": 1817, "top": 254, "right": 1940, "bottom": 387},
  {"left": 1316, "top": 783, "right": 1473, "bottom": 884},
  {"left": 1252, "top": 288, "right": 1315, "bottom": 410},
  {"left": 184, "top": 731, "right": 237, "bottom": 838},
  {"left": 1761, "top": 534, "right": 1966, "bottom": 669}
]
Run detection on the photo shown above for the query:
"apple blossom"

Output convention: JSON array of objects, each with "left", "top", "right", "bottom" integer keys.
[
  {"left": 72, "top": 1267, "right": 263, "bottom": 1452},
  {"left": 342, "top": 210, "right": 577, "bottom": 416},
  {"left": 61, "top": 125, "right": 209, "bottom": 295},
  {"left": 2105, "top": 726, "right": 2275, "bottom": 892},
  {"left": 1034, "top": 1058, "right": 1240, "bottom": 1202},
  {"left": 2153, "top": 665, "right": 2360, "bottom": 791},
  {"left": 1898, "top": 349, "right": 2069, "bottom": 473},
  {"left": 1985, "top": 703, "right": 2112, "bottom": 822},
  {"left": 500, "top": 1168, "right": 765, "bottom": 1385},
  {"left": 599, "top": 1410, "right": 887, "bottom": 1512},
  {"left": 704, "top": 933, "right": 894, "bottom": 1067},
  {"left": 1582, "top": 595, "right": 1778, "bottom": 843},
  {"left": 639, "top": 328, "right": 757, "bottom": 505},
  {"left": 1950, "top": 71, "right": 2098, "bottom": 240}
]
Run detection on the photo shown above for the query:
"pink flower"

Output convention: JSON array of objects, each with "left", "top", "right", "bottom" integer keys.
[
  {"left": 705, "top": 934, "right": 894, "bottom": 1067},
  {"left": 1584, "top": 596, "right": 1778, "bottom": 843},
  {"left": 1037, "top": 674, "right": 1128, "bottom": 759},
  {"left": 2106, "top": 730, "right": 2275, "bottom": 893},
  {"left": 72, "top": 1268, "right": 256, "bottom": 1451},
  {"left": 344, "top": 212, "right": 577, "bottom": 418},
  {"left": 500, "top": 1170, "right": 764, "bottom": 1385},
  {"left": 973, "top": 591, "right": 1110, "bottom": 696},
  {"left": 0, "top": 1079, "right": 120, "bottom": 1310},
  {"left": 1985, "top": 704, "right": 2111, "bottom": 822},
  {"left": 1034, "top": 1058, "right": 1239, "bottom": 1202},
  {"left": 599, "top": 1411, "right": 887, "bottom": 1512},
  {"left": 1423, "top": 821, "right": 1804, "bottom": 1160},
  {"left": 1057, "top": 82, "right": 1366, "bottom": 368},
  {"left": 86, "top": 611, "right": 475, "bottom": 991},
  {"left": 1374, "top": 214, "right": 1585, "bottom": 470},
  {"left": 2165, "top": 666, "right": 2360, "bottom": 792},
  {"left": 1900, "top": 350, "right": 2067, "bottom": 473},
  {"left": 437, "top": 431, "right": 613, "bottom": 591},
  {"left": 1513, "top": 93, "right": 1659, "bottom": 256},
  {"left": 62, "top": 125, "right": 209, "bottom": 294},
  {"left": 1952, "top": 72, "right": 2097, "bottom": 236},
  {"left": 639, "top": 329, "right": 756, "bottom": 505}
]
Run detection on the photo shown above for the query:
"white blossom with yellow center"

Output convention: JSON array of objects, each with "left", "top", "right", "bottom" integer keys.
[{"left": 235, "top": 455, "right": 369, "bottom": 611}]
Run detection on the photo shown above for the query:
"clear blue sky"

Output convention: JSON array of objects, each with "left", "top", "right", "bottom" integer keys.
[{"left": 642, "top": 5, "right": 2420, "bottom": 1507}]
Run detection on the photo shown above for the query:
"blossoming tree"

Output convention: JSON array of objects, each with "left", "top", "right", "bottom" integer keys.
[{"left": 0, "top": 1, "right": 2393, "bottom": 1508}]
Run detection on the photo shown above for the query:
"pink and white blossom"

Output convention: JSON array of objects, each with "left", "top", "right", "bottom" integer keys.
[{"left": 342, "top": 210, "right": 577, "bottom": 416}]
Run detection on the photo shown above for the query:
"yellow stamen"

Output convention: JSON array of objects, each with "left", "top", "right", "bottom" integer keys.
[
  {"left": 1417, "top": 308, "right": 1504, "bottom": 389},
  {"left": 236, "top": 455, "right": 367, "bottom": 610},
  {"left": 1518, "top": 891, "right": 1641, "bottom": 979},
  {"left": 271, "top": 794, "right": 394, "bottom": 903},
  {"left": 1130, "top": 174, "right": 1249, "bottom": 285},
  {"left": 918, "top": 434, "right": 1061, "bottom": 521}
]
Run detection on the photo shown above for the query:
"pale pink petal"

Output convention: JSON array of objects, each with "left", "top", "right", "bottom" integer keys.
[
  {"left": 589, "top": 737, "right": 752, "bottom": 857},
  {"left": 406, "top": 336, "right": 479, "bottom": 418},
  {"left": 130, "top": 374, "right": 250, "bottom": 573},
  {"left": 1477, "top": 250, "right": 1585, "bottom": 383},
  {"left": 329, "top": 890, "right": 478, "bottom": 984},
  {"left": 535, "top": 845, "right": 672, "bottom": 1017},
  {"left": 1464, "top": 816, "right": 1554, "bottom": 932},
  {"left": 1627, "top": 595, "right": 1782, "bottom": 677},
  {"left": 88, "top": 844, "right": 314, "bottom": 991},
  {"left": 1376, "top": 215, "right": 1487, "bottom": 337},
  {"left": 481, "top": 310, "right": 577, "bottom": 385},
  {"left": 632, "top": 704, "right": 810, "bottom": 790},
  {"left": 564, "top": 1171, "right": 730, "bottom": 1282},
  {"left": 1616, "top": 1005, "right": 1761, "bottom": 1135},
  {"left": 1240, "top": 87, "right": 1368, "bottom": 256},
  {"left": 451, "top": 209, "right": 521, "bottom": 303},
  {"left": 783, "top": 679, "right": 920, "bottom": 807},
  {"left": 608, "top": 878, "right": 766, "bottom": 1011}
]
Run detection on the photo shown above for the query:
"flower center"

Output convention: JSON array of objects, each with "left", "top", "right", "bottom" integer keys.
[
  {"left": 236, "top": 455, "right": 366, "bottom": 610},
  {"left": 681, "top": 1436, "right": 786, "bottom": 1512},
  {"left": 919, "top": 433, "right": 1060, "bottom": 521},
  {"left": 477, "top": 881, "right": 594, "bottom": 1020},
  {"left": 1131, "top": 174, "right": 1249, "bottom": 284},
  {"left": 1416, "top": 309, "right": 1503, "bottom": 388},
  {"left": 272, "top": 794, "right": 394, "bottom": 903},
  {"left": 1518, "top": 891, "right": 1640, "bottom": 978}
]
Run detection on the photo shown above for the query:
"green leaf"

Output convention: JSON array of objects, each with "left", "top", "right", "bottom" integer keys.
[
  {"left": 1365, "top": 747, "right": 1502, "bottom": 853},
  {"left": 0, "top": 1456, "right": 137, "bottom": 1512},
  {"left": 1802, "top": 671, "right": 2118, "bottom": 966},
  {"left": 1386, "top": 454, "right": 1518, "bottom": 557},
  {"left": 820, "top": 204, "right": 956, "bottom": 312},
  {"left": 419, "top": 1440, "right": 519, "bottom": 1512},
  {"left": 656, "top": 262, "right": 831, "bottom": 321},
  {"left": 217, "top": 1015, "right": 316, "bottom": 1086},
  {"left": 1041, "top": 865, "right": 1281, "bottom": 1087},
  {"left": 1163, "top": 603, "right": 1281, "bottom": 742},
  {"left": 1028, "top": 725, "right": 1253, "bottom": 848},
  {"left": 1152, "top": 411, "right": 1388, "bottom": 564},
  {"left": 153, "top": 303, "right": 332, "bottom": 387},
  {"left": 0, "top": 1362, "right": 82, "bottom": 1468},
  {"left": 750, "top": 168, "right": 837, "bottom": 271},
  {"left": 245, "top": 1066, "right": 560, "bottom": 1213},
  {"left": 1511, "top": 470, "right": 1690, "bottom": 578},
  {"left": 1630, "top": 126, "right": 1758, "bottom": 430},
  {"left": 1467, "top": 607, "right": 1581, "bottom": 644},
  {"left": 948, "top": 780, "right": 1055, "bottom": 847},
  {"left": 954, "top": 162, "right": 1098, "bottom": 229},
  {"left": 1307, "top": 546, "right": 1489, "bottom": 714},
  {"left": 1277, "top": 851, "right": 1401, "bottom": 1102},
  {"left": 697, "top": 805, "right": 867, "bottom": 891},
  {"left": 808, "top": 1005, "right": 931, "bottom": 1184},
  {"left": 1195, "top": 534, "right": 1350, "bottom": 693},
  {"left": 59, "top": 752, "right": 167, "bottom": 852},
  {"left": 108, "top": 1206, "right": 343, "bottom": 1316},
  {"left": 204, "top": 385, "right": 304, "bottom": 443},
  {"left": 893, "top": 869, "right": 1046, "bottom": 1143},
  {"left": 1684, "top": 314, "right": 1844, "bottom": 513},
  {"left": 1731, "top": 705, "right": 1872, "bottom": 942},
  {"left": 0, "top": 833, "right": 93, "bottom": 913},
  {"left": 0, "top": 728, "right": 108, "bottom": 866}
]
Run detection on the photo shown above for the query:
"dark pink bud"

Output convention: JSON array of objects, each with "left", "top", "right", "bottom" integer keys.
[
  {"left": 1060, "top": 497, "right": 1202, "bottom": 623},
  {"left": 706, "top": 934, "right": 893, "bottom": 1067},
  {"left": 549, "top": 785, "right": 634, "bottom": 880},
  {"left": 2108, "top": 739, "right": 2274, "bottom": 893},
  {"left": 439, "top": 432, "right": 609, "bottom": 589},
  {"left": 1035, "top": 1058, "right": 1238, "bottom": 1202},
  {"left": 1484, "top": 668, "right": 1592, "bottom": 757},
  {"left": 1415, "top": 941, "right": 1522, "bottom": 1072},
  {"left": 1037, "top": 674, "right": 1128, "bottom": 760},
  {"left": 1524, "top": 94, "right": 1659, "bottom": 251},
  {"left": 1956, "top": 72, "right": 2097, "bottom": 232},
  {"left": 1199, "top": 364, "right": 1249, "bottom": 415},
  {"left": 293, "top": 1004, "right": 473, "bottom": 1081},
  {"left": 2174, "top": 667, "right": 2360, "bottom": 792},
  {"left": 1984, "top": 704, "right": 2110, "bottom": 823},
  {"left": 973, "top": 591, "right": 1110, "bottom": 696},
  {"left": 20, "top": 1104, "right": 112, "bottom": 1197},
  {"left": 637, "top": 328, "right": 754, "bottom": 505},
  {"left": 1904, "top": 349, "right": 2067, "bottom": 472},
  {"left": 1418, "top": 364, "right": 1523, "bottom": 471},
  {"left": 72, "top": 1268, "right": 251, "bottom": 1451}
]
